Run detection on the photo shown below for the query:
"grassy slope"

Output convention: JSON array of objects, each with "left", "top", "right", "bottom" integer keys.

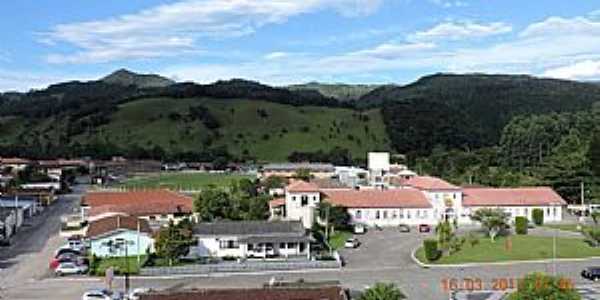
[
  {"left": 0, "top": 97, "right": 390, "bottom": 161},
  {"left": 416, "top": 235, "right": 600, "bottom": 264},
  {"left": 92, "top": 97, "right": 390, "bottom": 161}
]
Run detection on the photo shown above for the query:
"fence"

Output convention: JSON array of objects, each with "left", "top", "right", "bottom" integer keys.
[{"left": 139, "top": 258, "right": 341, "bottom": 276}]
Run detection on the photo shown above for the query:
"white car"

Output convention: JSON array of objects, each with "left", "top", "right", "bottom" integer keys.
[
  {"left": 129, "top": 288, "right": 152, "bottom": 300},
  {"left": 55, "top": 262, "right": 88, "bottom": 276},
  {"left": 81, "top": 289, "right": 122, "bottom": 300},
  {"left": 344, "top": 238, "right": 360, "bottom": 249}
]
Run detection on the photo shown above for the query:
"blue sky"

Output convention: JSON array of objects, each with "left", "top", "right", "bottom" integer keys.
[{"left": 1, "top": 0, "right": 600, "bottom": 91}]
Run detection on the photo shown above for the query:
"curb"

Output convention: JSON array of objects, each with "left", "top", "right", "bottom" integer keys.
[{"left": 411, "top": 246, "right": 600, "bottom": 268}]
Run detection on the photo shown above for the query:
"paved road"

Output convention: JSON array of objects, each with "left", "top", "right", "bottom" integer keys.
[
  {"left": 0, "top": 185, "right": 84, "bottom": 298},
  {"left": 3, "top": 214, "right": 600, "bottom": 300}
]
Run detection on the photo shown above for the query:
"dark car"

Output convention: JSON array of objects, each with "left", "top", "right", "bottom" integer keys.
[
  {"left": 398, "top": 224, "right": 410, "bottom": 233},
  {"left": 581, "top": 267, "right": 600, "bottom": 281},
  {"left": 54, "top": 247, "right": 81, "bottom": 258},
  {"left": 418, "top": 224, "right": 431, "bottom": 233}
]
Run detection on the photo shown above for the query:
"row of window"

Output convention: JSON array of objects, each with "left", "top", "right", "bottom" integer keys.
[
  {"left": 354, "top": 209, "right": 430, "bottom": 220},
  {"left": 291, "top": 195, "right": 318, "bottom": 206},
  {"left": 219, "top": 241, "right": 304, "bottom": 250},
  {"left": 502, "top": 207, "right": 559, "bottom": 218}
]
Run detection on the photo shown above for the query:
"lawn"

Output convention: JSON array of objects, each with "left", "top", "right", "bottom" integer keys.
[
  {"left": 119, "top": 172, "right": 254, "bottom": 190},
  {"left": 91, "top": 255, "right": 147, "bottom": 276},
  {"left": 415, "top": 235, "right": 600, "bottom": 264},
  {"left": 328, "top": 230, "right": 352, "bottom": 250}
]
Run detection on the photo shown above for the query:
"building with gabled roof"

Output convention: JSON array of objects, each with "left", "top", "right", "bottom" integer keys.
[{"left": 85, "top": 215, "right": 154, "bottom": 257}]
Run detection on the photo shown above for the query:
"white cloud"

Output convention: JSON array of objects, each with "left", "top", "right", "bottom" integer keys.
[
  {"left": 43, "top": 0, "right": 382, "bottom": 64},
  {"left": 163, "top": 13, "right": 600, "bottom": 84},
  {"left": 0, "top": 70, "right": 78, "bottom": 92},
  {"left": 543, "top": 60, "right": 600, "bottom": 80},
  {"left": 409, "top": 21, "right": 512, "bottom": 41},
  {"left": 428, "top": 0, "right": 468, "bottom": 8}
]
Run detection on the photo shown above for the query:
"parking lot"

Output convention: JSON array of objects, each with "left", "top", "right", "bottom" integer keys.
[{"left": 338, "top": 226, "right": 431, "bottom": 270}]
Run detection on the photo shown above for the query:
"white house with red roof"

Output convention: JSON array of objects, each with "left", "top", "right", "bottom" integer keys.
[{"left": 403, "top": 176, "right": 467, "bottom": 224}]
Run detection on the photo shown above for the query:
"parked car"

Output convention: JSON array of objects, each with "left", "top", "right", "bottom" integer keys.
[
  {"left": 55, "top": 262, "right": 88, "bottom": 276},
  {"left": 50, "top": 255, "right": 89, "bottom": 270},
  {"left": 418, "top": 224, "right": 431, "bottom": 233},
  {"left": 581, "top": 267, "right": 600, "bottom": 281},
  {"left": 129, "top": 288, "right": 152, "bottom": 300},
  {"left": 344, "top": 238, "right": 360, "bottom": 249},
  {"left": 398, "top": 224, "right": 410, "bottom": 233},
  {"left": 353, "top": 224, "right": 366, "bottom": 234},
  {"left": 81, "top": 289, "right": 122, "bottom": 300},
  {"left": 55, "top": 247, "right": 82, "bottom": 258}
]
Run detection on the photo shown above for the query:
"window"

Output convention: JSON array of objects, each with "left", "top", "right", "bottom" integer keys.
[
  {"left": 383, "top": 211, "right": 388, "bottom": 219},
  {"left": 407, "top": 210, "right": 411, "bottom": 219},
  {"left": 301, "top": 195, "right": 308, "bottom": 206},
  {"left": 355, "top": 210, "right": 362, "bottom": 219},
  {"left": 280, "top": 243, "right": 286, "bottom": 249},
  {"left": 287, "top": 242, "right": 297, "bottom": 248},
  {"left": 553, "top": 207, "right": 557, "bottom": 218},
  {"left": 392, "top": 210, "right": 397, "bottom": 219},
  {"left": 524, "top": 208, "right": 529, "bottom": 217},
  {"left": 219, "top": 240, "right": 239, "bottom": 249},
  {"left": 546, "top": 207, "right": 551, "bottom": 216},
  {"left": 313, "top": 196, "right": 317, "bottom": 201},
  {"left": 399, "top": 210, "right": 404, "bottom": 219},
  {"left": 423, "top": 210, "right": 428, "bottom": 218},
  {"left": 375, "top": 210, "right": 380, "bottom": 219},
  {"left": 292, "top": 196, "right": 296, "bottom": 201}
]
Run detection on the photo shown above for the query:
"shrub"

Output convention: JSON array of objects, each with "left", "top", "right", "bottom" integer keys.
[
  {"left": 424, "top": 239, "right": 440, "bottom": 262},
  {"left": 532, "top": 209, "right": 544, "bottom": 225},
  {"left": 508, "top": 272, "right": 579, "bottom": 300},
  {"left": 467, "top": 232, "right": 479, "bottom": 248},
  {"left": 515, "top": 216, "right": 528, "bottom": 235}
]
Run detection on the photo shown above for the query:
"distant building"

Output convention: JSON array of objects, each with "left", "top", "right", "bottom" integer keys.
[
  {"left": 86, "top": 215, "right": 154, "bottom": 257},
  {"left": 189, "top": 220, "right": 310, "bottom": 259},
  {"left": 82, "top": 190, "right": 194, "bottom": 226},
  {"left": 0, "top": 157, "right": 32, "bottom": 172},
  {"left": 260, "top": 163, "right": 335, "bottom": 179}
]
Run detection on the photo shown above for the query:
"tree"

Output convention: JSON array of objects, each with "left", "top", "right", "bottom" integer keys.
[
  {"left": 194, "top": 186, "right": 231, "bottom": 221},
  {"left": 262, "top": 176, "right": 286, "bottom": 190},
  {"left": 293, "top": 169, "right": 312, "bottom": 181},
  {"left": 508, "top": 272, "right": 580, "bottom": 300},
  {"left": 317, "top": 201, "right": 351, "bottom": 231},
  {"left": 154, "top": 221, "right": 194, "bottom": 265},
  {"left": 532, "top": 208, "right": 544, "bottom": 226},
  {"left": 359, "top": 282, "right": 406, "bottom": 300},
  {"left": 435, "top": 220, "right": 454, "bottom": 253},
  {"left": 591, "top": 210, "right": 600, "bottom": 226},
  {"left": 470, "top": 208, "right": 509, "bottom": 242},
  {"left": 515, "top": 216, "right": 528, "bottom": 235}
]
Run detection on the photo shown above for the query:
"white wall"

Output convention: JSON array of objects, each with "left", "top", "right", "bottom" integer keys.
[
  {"left": 425, "top": 190, "right": 468, "bottom": 224},
  {"left": 285, "top": 191, "right": 320, "bottom": 228},
  {"left": 463, "top": 205, "right": 563, "bottom": 224},
  {"left": 193, "top": 237, "right": 308, "bottom": 258},
  {"left": 348, "top": 207, "right": 436, "bottom": 226}
]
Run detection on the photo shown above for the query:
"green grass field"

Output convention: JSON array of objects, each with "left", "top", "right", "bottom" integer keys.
[
  {"left": 328, "top": 231, "right": 353, "bottom": 250},
  {"left": 416, "top": 235, "right": 600, "bottom": 264},
  {"left": 91, "top": 255, "right": 147, "bottom": 276},
  {"left": 120, "top": 172, "right": 254, "bottom": 190},
  {"left": 543, "top": 224, "right": 590, "bottom": 233}
]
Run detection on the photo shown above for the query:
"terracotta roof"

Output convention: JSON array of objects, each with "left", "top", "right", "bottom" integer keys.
[
  {"left": 404, "top": 176, "right": 460, "bottom": 190},
  {"left": 286, "top": 180, "right": 320, "bottom": 193},
  {"left": 463, "top": 187, "right": 567, "bottom": 207},
  {"left": 83, "top": 190, "right": 193, "bottom": 217},
  {"left": 0, "top": 157, "right": 31, "bottom": 165},
  {"left": 269, "top": 197, "right": 285, "bottom": 207},
  {"left": 86, "top": 215, "right": 151, "bottom": 239},
  {"left": 311, "top": 178, "right": 349, "bottom": 189},
  {"left": 323, "top": 189, "right": 431, "bottom": 208},
  {"left": 139, "top": 287, "right": 346, "bottom": 300}
]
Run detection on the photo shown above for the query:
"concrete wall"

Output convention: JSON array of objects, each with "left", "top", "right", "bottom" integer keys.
[{"left": 347, "top": 207, "right": 436, "bottom": 226}]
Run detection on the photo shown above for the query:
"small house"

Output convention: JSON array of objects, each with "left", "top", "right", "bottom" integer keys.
[{"left": 86, "top": 215, "right": 154, "bottom": 258}]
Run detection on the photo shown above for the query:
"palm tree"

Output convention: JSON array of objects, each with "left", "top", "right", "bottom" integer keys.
[{"left": 359, "top": 282, "right": 406, "bottom": 300}]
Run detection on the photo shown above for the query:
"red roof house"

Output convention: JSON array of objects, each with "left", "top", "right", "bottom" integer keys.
[{"left": 462, "top": 187, "right": 567, "bottom": 207}]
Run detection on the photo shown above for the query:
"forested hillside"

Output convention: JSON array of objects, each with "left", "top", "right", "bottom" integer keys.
[
  {"left": 363, "top": 73, "right": 600, "bottom": 156},
  {"left": 287, "top": 82, "right": 382, "bottom": 101}
]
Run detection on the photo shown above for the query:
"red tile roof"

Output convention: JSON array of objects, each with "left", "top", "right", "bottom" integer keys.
[
  {"left": 86, "top": 215, "right": 151, "bottom": 239},
  {"left": 404, "top": 176, "right": 460, "bottom": 190},
  {"left": 83, "top": 190, "right": 193, "bottom": 217},
  {"left": 269, "top": 197, "right": 285, "bottom": 208},
  {"left": 139, "top": 287, "right": 347, "bottom": 300},
  {"left": 323, "top": 189, "right": 431, "bottom": 208},
  {"left": 286, "top": 180, "right": 320, "bottom": 193},
  {"left": 463, "top": 187, "right": 567, "bottom": 207}
]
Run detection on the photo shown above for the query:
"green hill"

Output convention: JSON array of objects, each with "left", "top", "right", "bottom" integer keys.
[
  {"left": 101, "top": 68, "right": 175, "bottom": 88},
  {"left": 287, "top": 82, "right": 382, "bottom": 101},
  {"left": 0, "top": 96, "right": 389, "bottom": 161}
]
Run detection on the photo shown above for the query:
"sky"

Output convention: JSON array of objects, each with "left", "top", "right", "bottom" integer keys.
[{"left": 1, "top": 0, "right": 600, "bottom": 91}]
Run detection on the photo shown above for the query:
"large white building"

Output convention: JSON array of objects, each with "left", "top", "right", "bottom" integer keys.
[{"left": 270, "top": 177, "right": 566, "bottom": 229}]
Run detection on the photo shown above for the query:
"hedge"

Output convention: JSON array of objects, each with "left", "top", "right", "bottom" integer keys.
[
  {"left": 532, "top": 209, "right": 544, "bottom": 226},
  {"left": 424, "top": 239, "right": 440, "bottom": 262},
  {"left": 515, "top": 216, "right": 528, "bottom": 235}
]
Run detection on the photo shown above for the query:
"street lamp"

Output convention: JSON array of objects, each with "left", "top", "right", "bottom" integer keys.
[{"left": 114, "top": 238, "right": 132, "bottom": 295}]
